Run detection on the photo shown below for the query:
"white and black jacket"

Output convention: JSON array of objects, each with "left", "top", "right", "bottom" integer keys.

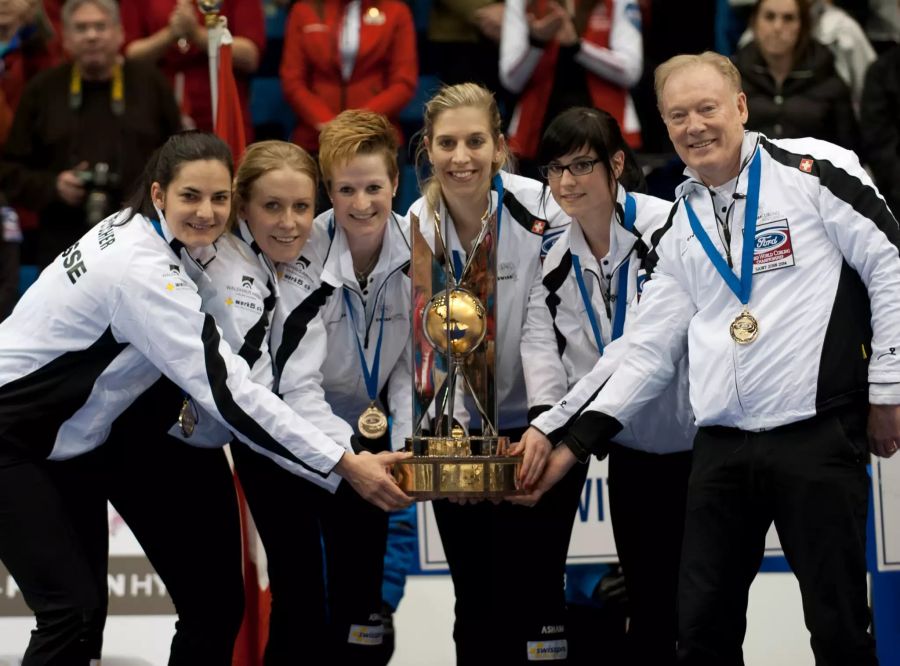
[
  {"left": 408, "top": 171, "right": 570, "bottom": 431},
  {"left": 172, "top": 219, "right": 347, "bottom": 492},
  {"left": 272, "top": 210, "right": 412, "bottom": 454},
  {"left": 523, "top": 186, "right": 694, "bottom": 455},
  {"left": 561, "top": 133, "right": 900, "bottom": 460},
  {"left": 0, "top": 210, "right": 346, "bottom": 482}
]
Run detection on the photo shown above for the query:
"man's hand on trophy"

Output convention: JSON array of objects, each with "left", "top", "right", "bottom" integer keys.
[
  {"left": 509, "top": 445, "right": 578, "bottom": 507},
  {"left": 510, "top": 427, "right": 553, "bottom": 491},
  {"left": 335, "top": 451, "right": 413, "bottom": 511}
]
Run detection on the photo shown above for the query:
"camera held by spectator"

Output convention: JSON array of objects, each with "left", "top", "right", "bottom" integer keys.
[{"left": 76, "top": 162, "right": 119, "bottom": 226}]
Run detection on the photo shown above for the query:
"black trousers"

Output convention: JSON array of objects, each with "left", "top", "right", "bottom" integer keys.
[
  {"left": 677, "top": 410, "right": 877, "bottom": 665},
  {"left": 0, "top": 379, "right": 245, "bottom": 665},
  {"left": 432, "top": 427, "right": 589, "bottom": 665},
  {"left": 231, "top": 439, "right": 390, "bottom": 666},
  {"left": 98, "top": 429, "right": 245, "bottom": 665},
  {"left": 607, "top": 444, "right": 692, "bottom": 666},
  {"left": 0, "top": 447, "right": 107, "bottom": 666}
]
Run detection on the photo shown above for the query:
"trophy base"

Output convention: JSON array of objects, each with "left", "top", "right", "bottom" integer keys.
[{"left": 395, "top": 436, "right": 523, "bottom": 500}]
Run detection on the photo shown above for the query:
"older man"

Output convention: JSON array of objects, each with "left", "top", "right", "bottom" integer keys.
[
  {"left": 0, "top": 0, "right": 180, "bottom": 268},
  {"left": 517, "top": 51, "right": 899, "bottom": 664}
]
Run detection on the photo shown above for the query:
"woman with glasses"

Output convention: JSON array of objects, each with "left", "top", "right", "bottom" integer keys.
[{"left": 515, "top": 106, "right": 695, "bottom": 665}]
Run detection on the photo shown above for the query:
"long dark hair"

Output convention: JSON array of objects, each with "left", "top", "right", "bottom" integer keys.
[
  {"left": 124, "top": 131, "right": 234, "bottom": 218},
  {"left": 537, "top": 107, "right": 646, "bottom": 195}
]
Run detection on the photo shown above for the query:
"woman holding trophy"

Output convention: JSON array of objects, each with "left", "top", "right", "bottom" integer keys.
[
  {"left": 406, "top": 82, "right": 574, "bottom": 664},
  {"left": 519, "top": 107, "right": 695, "bottom": 665},
  {"left": 237, "top": 109, "right": 413, "bottom": 665}
]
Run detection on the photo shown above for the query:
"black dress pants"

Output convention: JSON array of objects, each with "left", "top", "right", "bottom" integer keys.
[
  {"left": 231, "top": 438, "right": 390, "bottom": 666},
  {"left": 0, "top": 447, "right": 107, "bottom": 666},
  {"left": 432, "top": 427, "right": 589, "bottom": 665},
  {"left": 607, "top": 443, "right": 692, "bottom": 666},
  {"left": 677, "top": 410, "right": 877, "bottom": 665}
]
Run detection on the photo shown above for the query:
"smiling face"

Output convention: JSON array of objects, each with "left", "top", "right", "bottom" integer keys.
[
  {"left": 151, "top": 159, "right": 232, "bottom": 250},
  {"left": 328, "top": 153, "right": 397, "bottom": 246},
  {"left": 425, "top": 105, "right": 505, "bottom": 202},
  {"left": 752, "top": 0, "right": 801, "bottom": 62},
  {"left": 660, "top": 63, "right": 749, "bottom": 187},
  {"left": 546, "top": 145, "right": 623, "bottom": 223},
  {"left": 241, "top": 167, "right": 315, "bottom": 264}
]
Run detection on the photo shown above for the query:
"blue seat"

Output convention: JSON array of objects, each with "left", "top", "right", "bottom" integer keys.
[{"left": 18, "top": 264, "right": 38, "bottom": 297}]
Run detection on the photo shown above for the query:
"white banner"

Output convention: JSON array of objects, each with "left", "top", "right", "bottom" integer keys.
[{"left": 873, "top": 455, "right": 900, "bottom": 571}]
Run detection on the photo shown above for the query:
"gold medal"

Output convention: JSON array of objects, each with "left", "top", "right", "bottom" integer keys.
[
  {"left": 730, "top": 309, "right": 759, "bottom": 344},
  {"left": 358, "top": 402, "right": 388, "bottom": 439},
  {"left": 178, "top": 398, "right": 196, "bottom": 438}
]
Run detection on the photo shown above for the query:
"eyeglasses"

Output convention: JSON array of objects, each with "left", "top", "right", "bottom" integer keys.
[{"left": 539, "top": 158, "right": 600, "bottom": 179}]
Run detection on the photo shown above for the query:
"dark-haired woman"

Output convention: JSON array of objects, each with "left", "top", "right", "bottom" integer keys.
[
  {"left": 516, "top": 107, "right": 695, "bottom": 665},
  {"left": 0, "top": 131, "right": 409, "bottom": 664},
  {"left": 733, "top": 0, "right": 859, "bottom": 150}
]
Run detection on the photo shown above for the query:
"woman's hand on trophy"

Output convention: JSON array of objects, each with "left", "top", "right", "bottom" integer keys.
[
  {"left": 335, "top": 450, "right": 414, "bottom": 511},
  {"left": 510, "top": 427, "right": 552, "bottom": 491},
  {"left": 509, "top": 445, "right": 578, "bottom": 507}
]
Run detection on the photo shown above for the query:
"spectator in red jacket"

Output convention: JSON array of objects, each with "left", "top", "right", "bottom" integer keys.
[
  {"left": 280, "top": 0, "right": 417, "bottom": 153},
  {"left": 120, "top": 0, "right": 265, "bottom": 139}
]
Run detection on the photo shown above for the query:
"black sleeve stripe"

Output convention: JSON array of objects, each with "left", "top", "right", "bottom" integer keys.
[
  {"left": 644, "top": 203, "right": 679, "bottom": 278},
  {"left": 200, "top": 314, "right": 327, "bottom": 477},
  {"left": 0, "top": 327, "right": 128, "bottom": 456},
  {"left": 272, "top": 282, "right": 335, "bottom": 391},
  {"left": 503, "top": 190, "right": 548, "bottom": 235},
  {"left": 760, "top": 138, "right": 900, "bottom": 253},
  {"left": 542, "top": 250, "right": 572, "bottom": 357},
  {"left": 237, "top": 278, "right": 277, "bottom": 369}
]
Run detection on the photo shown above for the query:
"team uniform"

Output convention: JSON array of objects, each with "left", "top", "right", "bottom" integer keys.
[
  {"left": 232, "top": 210, "right": 411, "bottom": 664},
  {"left": 523, "top": 185, "right": 694, "bottom": 664},
  {"left": 408, "top": 171, "right": 577, "bottom": 664},
  {"left": 0, "top": 210, "right": 346, "bottom": 664},
  {"left": 560, "top": 133, "right": 899, "bottom": 665}
]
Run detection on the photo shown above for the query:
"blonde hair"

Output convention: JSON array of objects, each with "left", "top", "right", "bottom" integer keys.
[
  {"left": 654, "top": 51, "right": 743, "bottom": 111},
  {"left": 230, "top": 140, "right": 318, "bottom": 229},
  {"left": 318, "top": 109, "right": 400, "bottom": 186},
  {"left": 415, "top": 82, "right": 510, "bottom": 214}
]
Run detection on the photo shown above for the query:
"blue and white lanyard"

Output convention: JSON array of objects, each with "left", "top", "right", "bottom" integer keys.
[
  {"left": 571, "top": 193, "right": 636, "bottom": 354},
  {"left": 343, "top": 288, "right": 386, "bottom": 403}
]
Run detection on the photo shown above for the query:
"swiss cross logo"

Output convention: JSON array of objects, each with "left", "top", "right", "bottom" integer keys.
[
  {"left": 531, "top": 219, "right": 546, "bottom": 234},
  {"left": 799, "top": 158, "right": 814, "bottom": 173}
]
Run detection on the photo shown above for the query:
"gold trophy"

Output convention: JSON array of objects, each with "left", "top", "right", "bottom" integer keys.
[{"left": 393, "top": 191, "right": 521, "bottom": 499}]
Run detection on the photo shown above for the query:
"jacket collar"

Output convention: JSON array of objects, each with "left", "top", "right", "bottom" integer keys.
[
  {"left": 676, "top": 131, "right": 762, "bottom": 200},
  {"left": 568, "top": 184, "right": 634, "bottom": 268}
]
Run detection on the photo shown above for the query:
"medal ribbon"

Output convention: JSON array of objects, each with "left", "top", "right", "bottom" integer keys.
[
  {"left": 683, "top": 149, "right": 762, "bottom": 306},
  {"left": 343, "top": 289, "right": 386, "bottom": 403},
  {"left": 448, "top": 173, "right": 505, "bottom": 284},
  {"left": 571, "top": 193, "right": 636, "bottom": 354}
]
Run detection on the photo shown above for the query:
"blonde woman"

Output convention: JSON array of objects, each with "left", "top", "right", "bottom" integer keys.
[{"left": 407, "top": 82, "right": 576, "bottom": 664}]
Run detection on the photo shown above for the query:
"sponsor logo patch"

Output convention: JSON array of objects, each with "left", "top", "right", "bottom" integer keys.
[
  {"left": 347, "top": 623, "right": 384, "bottom": 646},
  {"left": 753, "top": 218, "right": 795, "bottom": 274},
  {"left": 527, "top": 639, "right": 568, "bottom": 661}
]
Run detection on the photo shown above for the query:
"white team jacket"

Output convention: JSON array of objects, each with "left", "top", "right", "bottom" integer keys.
[
  {"left": 524, "top": 186, "right": 694, "bottom": 454},
  {"left": 272, "top": 210, "right": 412, "bottom": 453},
  {"left": 566, "top": 132, "right": 900, "bottom": 455},
  {"left": 408, "top": 171, "right": 570, "bottom": 430},
  {"left": 171, "top": 219, "right": 346, "bottom": 492},
  {"left": 0, "top": 210, "right": 346, "bottom": 482}
]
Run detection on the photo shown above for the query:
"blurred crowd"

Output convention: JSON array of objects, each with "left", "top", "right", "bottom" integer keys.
[{"left": 0, "top": 0, "right": 898, "bottom": 321}]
